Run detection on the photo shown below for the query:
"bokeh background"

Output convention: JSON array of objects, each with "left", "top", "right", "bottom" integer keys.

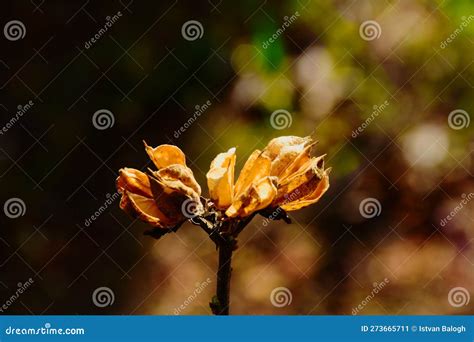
[{"left": 1, "top": 0, "right": 473, "bottom": 315}]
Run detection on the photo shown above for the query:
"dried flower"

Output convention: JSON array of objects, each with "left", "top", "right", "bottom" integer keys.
[
  {"left": 207, "top": 135, "right": 330, "bottom": 218},
  {"left": 116, "top": 142, "right": 203, "bottom": 228}
]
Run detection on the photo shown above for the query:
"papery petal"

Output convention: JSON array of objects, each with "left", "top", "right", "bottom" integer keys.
[
  {"left": 269, "top": 142, "right": 316, "bottom": 178},
  {"left": 263, "top": 136, "right": 312, "bottom": 160},
  {"left": 280, "top": 169, "right": 330, "bottom": 211},
  {"left": 148, "top": 174, "right": 203, "bottom": 221},
  {"left": 144, "top": 142, "right": 186, "bottom": 169},
  {"left": 206, "top": 148, "right": 236, "bottom": 209},
  {"left": 121, "top": 191, "right": 178, "bottom": 228},
  {"left": 116, "top": 168, "right": 152, "bottom": 198},
  {"left": 158, "top": 164, "right": 201, "bottom": 196},
  {"left": 233, "top": 150, "right": 272, "bottom": 197},
  {"left": 273, "top": 155, "right": 326, "bottom": 205},
  {"left": 226, "top": 176, "right": 277, "bottom": 218}
]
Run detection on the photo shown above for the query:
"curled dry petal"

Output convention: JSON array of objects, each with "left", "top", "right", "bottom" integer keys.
[
  {"left": 226, "top": 176, "right": 277, "bottom": 218},
  {"left": 233, "top": 150, "right": 272, "bottom": 197},
  {"left": 144, "top": 141, "right": 186, "bottom": 169},
  {"left": 148, "top": 174, "right": 203, "bottom": 222},
  {"left": 157, "top": 164, "right": 201, "bottom": 196},
  {"left": 116, "top": 168, "right": 152, "bottom": 198},
  {"left": 263, "top": 136, "right": 312, "bottom": 160},
  {"left": 206, "top": 148, "right": 236, "bottom": 209}
]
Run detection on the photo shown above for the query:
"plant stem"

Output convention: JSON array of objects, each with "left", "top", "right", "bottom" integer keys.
[{"left": 215, "top": 239, "right": 233, "bottom": 315}]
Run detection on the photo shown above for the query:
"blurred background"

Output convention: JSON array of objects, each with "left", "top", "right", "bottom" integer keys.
[{"left": 0, "top": 0, "right": 473, "bottom": 315}]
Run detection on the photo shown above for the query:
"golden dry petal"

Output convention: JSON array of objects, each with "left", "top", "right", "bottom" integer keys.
[
  {"left": 116, "top": 168, "right": 152, "bottom": 198},
  {"left": 269, "top": 142, "right": 315, "bottom": 177},
  {"left": 148, "top": 174, "right": 203, "bottom": 221},
  {"left": 158, "top": 164, "right": 201, "bottom": 196},
  {"left": 263, "top": 136, "right": 312, "bottom": 160},
  {"left": 233, "top": 150, "right": 272, "bottom": 198},
  {"left": 226, "top": 176, "right": 277, "bottom": 218},
  {"left": 206, "top": 147, "right": 236, "bottom": 209},
  {"left": 273, "top": 156, "right": 326, "bottom": 205},
  {"left": 278, "top": 143, "right": 317, "bottom": 181},
  {"left": 280, "top": 171, "right": 330, "bottom": 211},
  {"left": 122, "top": 191, "right": 177, "bottom": 228},
  {"left": 144, "top": 142, "right": 186, "bottom": 169}
]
